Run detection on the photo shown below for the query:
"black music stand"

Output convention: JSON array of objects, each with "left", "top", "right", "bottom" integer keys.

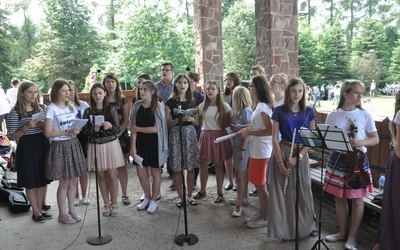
[{"left": 298, "top": 124, "right": 352, "bottom": 250}]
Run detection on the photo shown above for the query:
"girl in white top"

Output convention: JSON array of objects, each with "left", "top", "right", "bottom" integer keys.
[
  {"left": 194, "top": 80, "right": 232, "bottom": 203},
  {"left": 44, "top": 79, "right": 87, "bottom": 224},
  {"left": 238, "top": 75, "right": 274, "bottom": 228},
  {"left": 68, "top": 80, "right": 91, "bottom": 207}
]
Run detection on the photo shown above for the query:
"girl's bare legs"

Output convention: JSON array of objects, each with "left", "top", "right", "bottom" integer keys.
[
  {"left": 198, "top": 161, "right": 209, "bottom": 194},
  {"left": 333, "top": 196, "right": 349, "bottom": 238},
  {"left": 118, "top": 158, "right": 130, "bottom": 204},
  {"left": 67, "top": 178, "right": 78, "bottom": 215},
  {"left": 57, "top": 179, "right": 70, "bottom": 217},
  {"left": 215, "top": 162, "right": 224, "bottom": 195},
  {"left": 150, "top": 167, "right": 161, "bottom": 201},
  {"left": 235, "top": 170, "right": 246, "bottom": 206},
  {"left": 186, "top": 170, "right": 194, "bottom": 199},
  {"left": 27, "top": 187, "right": 45, "bottom": 217},
  {"left": 136, "top": 166, "right": 151, "bottom": 199},
  {"left": 174, "top": 171, "right": 183, "bottom": 201},
  {"left": 224, "top": 157, "right": 234, "bottom": 188},
  {"left": 255, "top": 184, "right": 268, "bottom": 220},
  {"left": 347, "top": 198, "right": 364, "bottom": 245}
]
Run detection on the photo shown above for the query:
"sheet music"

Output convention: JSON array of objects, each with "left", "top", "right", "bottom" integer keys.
[
  {"left": 32, "top": 112, "right": 44, "bottom": 121},
  {"left": 89, "top": 115, "right": 105, "bottom": 126},
  {"left": 214, "top": 132, "right": 238, "bottom": 143},
  {"left": 299, "top": 127, "right": 323, "bottom": 148},
  {"left": 133, "top": 154, "right": 143, "bottom": 168},
  {"left": 317, "top": 124, "right": 353, "bottom": 152},
  {"left": 68, "top": 119, "right": 88, "bottom": 130}
]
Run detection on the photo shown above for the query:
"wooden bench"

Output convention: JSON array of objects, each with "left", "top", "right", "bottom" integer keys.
[{"left": 310, "top": 166, "right": 382, "bottom": 213}]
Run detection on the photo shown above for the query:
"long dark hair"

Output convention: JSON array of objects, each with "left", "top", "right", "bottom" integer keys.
[
  {"left": 171, "top": 73, "right": 196, "bottom": 108},
  {"left": 252, "top": 75, "right": 274, "bottom": 109},
  {"left": 224, "top": 72, "right": 240, "bottom": 96},
  {"left": 102, "top": 72, "right": 125, "bottom": 106},
  {"left": 283, "top": 77, "right": 306, "bottom": 111},
  {"left": 89, "top": 83, "right": 110, "bottom": 115},
  {"left": 141, "top": 80, "right": 159, "bottom": 114}
]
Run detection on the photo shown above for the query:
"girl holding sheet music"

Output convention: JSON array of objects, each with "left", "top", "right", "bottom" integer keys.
[
  {"left": 229, "top": 86, "right": 252, "bottom": 217},
  {"left": 165, "top": 73, "right": 200, "bottom": 207},
  {"left": 267, "top": 77, "right": 317, "bottom": 239},
  {"left": 7, "top": 81, "right": 51, "bottom": 223},
  {"left": 83, "top": 83, "right": 125, "bottom": 217},
  {"left": 238, "top": 75, "right": 273, "bottom": 228},
  {"left": 44, "top": 79, "right": 87, "bottom": 224},
  {"left": 68, "top": 80, "right": 91, "bottom": 207},
  {"left": 193, "top": 80, "right": 232, "bottom": 203},
  {"left": 130, "top": 80, "right": 168, "bottom": 213},
  {"left": 323, "top": 80, "right": 378, "bottom": 250}
]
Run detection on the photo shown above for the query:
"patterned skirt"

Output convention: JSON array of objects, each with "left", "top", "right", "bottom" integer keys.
[
  {"left": 45, "top": 137, "right": 87, "bottom": 180},
  {"left": 168, "top": 125, "right": 199, "bottom": 172},
  {"left": 323, "top": 150, "right": 373, "bottom": 198}
]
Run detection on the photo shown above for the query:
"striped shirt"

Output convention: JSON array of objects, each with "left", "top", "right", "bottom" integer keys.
[{"left": 7, "top": 107, "right": 45, "bottom": 139}]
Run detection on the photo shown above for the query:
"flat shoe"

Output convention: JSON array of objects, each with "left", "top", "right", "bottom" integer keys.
[
  {"left": 188, "top": 199, "right": 198, "bottom": 206},
  {"left": 345, "top": 242, "right": 358, "bottom": 250},
  {"left": 224, "top": 183, "right": 233, "bottom": 190},
  {"left": 42, "top": 212, "right": 52, "bottom": 220},
  {"left": 32, "top": 214, "right": 46, "bottom": 223},
  {"left": 324, "top": 234, "right": 347, "bottom": 242},
  {"left": 214, "top": 193, "right": 224, "bottom": 203},
  {"left": 176, "top": 200, "right": 184, "bottom": 208},
  {"left": 42, "top": 204, "right": 51, "bottom": 211}
]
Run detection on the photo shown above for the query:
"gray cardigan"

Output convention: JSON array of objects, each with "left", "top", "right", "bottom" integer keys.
[{"left": 130, "top": 100, "right": 168, "bottom": 166}]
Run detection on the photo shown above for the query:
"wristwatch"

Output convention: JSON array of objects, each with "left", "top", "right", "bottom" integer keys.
[{"left": 299, "top": 153, "right": 304, "bottom": 160}]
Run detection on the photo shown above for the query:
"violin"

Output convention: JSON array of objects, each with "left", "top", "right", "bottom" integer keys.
[{"left": 345, "top": 123, "right": 370, "bottom": 189}]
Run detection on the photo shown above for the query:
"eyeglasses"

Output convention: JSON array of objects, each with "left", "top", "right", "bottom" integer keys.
[
  {"left": 270, "top": 81, "right": 281, "bottom": 85},
  {"left": 161, "top": 69, "right": 173, "bottom": 72}
]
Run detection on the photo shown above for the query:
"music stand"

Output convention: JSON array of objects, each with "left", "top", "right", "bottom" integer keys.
[{"left": 298, "top": 124, "right": 352, "bottom": 250}]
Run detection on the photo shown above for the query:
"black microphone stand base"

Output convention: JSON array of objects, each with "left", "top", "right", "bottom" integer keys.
[
  {"left": 175, "top": 233, "right": 199, "bottom": 246},
  {"left": 87, "top": 234, "right": 112, "bottom": 245},
  {"left": 311, "top": 238, "right": 329, "bottom": 250}
]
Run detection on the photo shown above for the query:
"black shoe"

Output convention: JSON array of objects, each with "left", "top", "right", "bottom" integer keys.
[
  {"left": 232, "top": 185, "right": 237, "bottom": 191},
  {"left": 224, "top": 183, "right": 233, "bottom": 190},
  {"left": 42, "top": 212, "right": 52, "bottom": 220},
  {"left": 249, "top": 190, "right": 258, "bottom": 196},
  {"left": 32, "top": 215, "right": 46, "bottom": 223},
  {"left": 42, "top": 204, "right": 51, "bottom": 211}
]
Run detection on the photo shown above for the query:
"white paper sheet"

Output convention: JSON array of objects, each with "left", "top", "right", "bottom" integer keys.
[
  {"left": 89, "top": 115, "right": 104, "bottom": 126},
  {"left": 32, "top": 112, "right": 44, "bottom": 121},
  {"left": 214, "top": 132, "right": 238, "bottom": 143},
  {"left": 68, "top": 119, "right": 88, "bottom": 130}
]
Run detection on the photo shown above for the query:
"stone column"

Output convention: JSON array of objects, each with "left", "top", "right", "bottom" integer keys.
[
  {"left": 255, "top": 0, "right": 299, "bottom": 77},
  {"left": 193, "top": 0, "right": 223, "bottom": 90}
]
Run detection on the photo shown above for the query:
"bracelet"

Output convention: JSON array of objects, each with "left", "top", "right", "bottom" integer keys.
[
  {"left": 240, "top": 148, "right": 245, "bottom": 151},
  {"left": 277, "top": 161, "right": 283, "bottom": 165}
]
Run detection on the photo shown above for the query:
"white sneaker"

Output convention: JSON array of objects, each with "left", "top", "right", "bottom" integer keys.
[
  {"left": 245, "top": 214, "right": 261, "bottom": 222},
  {"left": 74, "top": 199, "right": 80, "bottom": 206},
  {"left": 137, "top": 198, "right": 149, "bottom": 210},
  {"left": 147, "top": 200, "right": 157, "bottom": 213},
  {"left": 82, "top": 197, "right": 90, "bottom": 205},
  {"left": 247, "top": 218, "right": 268, "bottom": 228},
  {"left": 229, "top": 197, "right": 249, "bottom": 205},
  {"left": 232, "top": 206, "right": 242, "bottom": 217}
]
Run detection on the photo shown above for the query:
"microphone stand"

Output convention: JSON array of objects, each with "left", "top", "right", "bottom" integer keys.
[
  {"left": 88, "top": 114, "right": 112, "bottom": 245},
  {"left": 174, "top": 100, "right": 199, "bottom": 246}
]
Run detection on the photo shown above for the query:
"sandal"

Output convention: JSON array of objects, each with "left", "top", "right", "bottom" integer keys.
[
  {"left": 110, "top": 205, "right": 119, "bottom": 217},
  {"left": 214, "top": 193, "right": 224, "bottom": 203},
  {"left": 122, "top": 196, "right": 131, "bottom": 205},
  {"left": 188, "top": 199, "right": 198, "bottom": 206},
  {"left": 102, "top": 205, "right": 110, "bottom": 217},
  {"left": 309, "top": 230, "right": 319, "bottom": 238},
  {"left": 193, "top": 191, "right": 206, "bottom": 200}
]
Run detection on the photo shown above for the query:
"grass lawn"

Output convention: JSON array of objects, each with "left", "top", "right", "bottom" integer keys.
[{"left": 310, "top": 94, "right": 396, "bottom": 121}]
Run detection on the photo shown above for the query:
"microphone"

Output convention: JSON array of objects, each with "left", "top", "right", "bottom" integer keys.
[{"left": 173, "top": 97, "right": 183, "bottom": 115}]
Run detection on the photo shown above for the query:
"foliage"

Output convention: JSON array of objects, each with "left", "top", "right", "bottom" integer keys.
[
  {"left": 222, "top": 0, "right": 255, "bottom": 80},
  {"left": 117, "top": 4, "right": 195, "bottom": 87},
  {"left": 0, "top": 6, "right": 15, "bottom": 87},
  {"left": 18, "top": 0, "right": 102, "bottom": 92},
  {"left": 389, "top": 39, "right": 400, "bottom": 81}
]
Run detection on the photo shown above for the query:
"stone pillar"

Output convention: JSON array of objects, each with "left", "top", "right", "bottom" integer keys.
[
  {"left": 193, "top": 0, "right": 223, "bottom": 90},
  {"left": 255, "top": 0, "right": 299, "bottom": 78}
]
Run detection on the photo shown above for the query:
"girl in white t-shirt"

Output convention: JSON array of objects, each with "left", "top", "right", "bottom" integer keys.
[
  {"left": 238, "top": 75, "right": 274, "bottom": 228},
  {"left": 194, "top": 80, "right": 232, "bottom": 203},
  {"left": 44, "top": 79, "right": 87, "bottom": 224}
]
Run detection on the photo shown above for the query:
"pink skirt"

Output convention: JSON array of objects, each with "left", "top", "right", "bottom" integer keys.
[
  {"left": 86, "top": 139, "right": 125, "bottom": 171},
  {"left": 199, "top": 130, "right": 233, "bottom": 163}
]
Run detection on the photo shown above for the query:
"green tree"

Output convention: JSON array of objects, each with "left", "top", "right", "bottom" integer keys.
[
  {"left": 318, "top": 20, "right": 351, "bottom": 82},
  {"left": 222, "top": 0, "right": 255, "bottom": 80},
  {"left": 389, "top": 39, "right": 400, "bottom": 81},
  {"left": 0, "top": 6, "right": 15, "bottom": 86},
  {"left": 298, "top": 21, "right": 320, "bottom": 85},
  {"left": 20, "top": 0, "right": 102, "bottom": 91},
  {"left": 117, "top": 4, "right": 195, "bottom": 85}
]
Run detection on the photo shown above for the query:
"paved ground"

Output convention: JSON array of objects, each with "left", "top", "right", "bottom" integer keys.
[{"left": 0, "top": 164, "right": 378, "bottom": 250}]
